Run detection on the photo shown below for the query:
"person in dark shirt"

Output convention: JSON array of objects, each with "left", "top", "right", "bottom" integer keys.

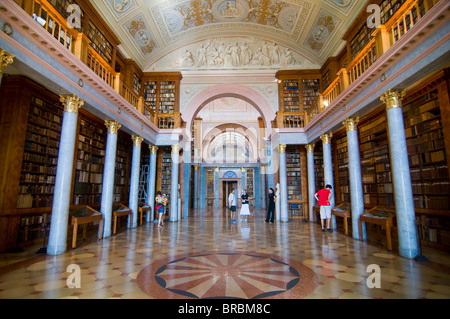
[{"left": 265, "top": 188, "right": 276, "bottom": 223}]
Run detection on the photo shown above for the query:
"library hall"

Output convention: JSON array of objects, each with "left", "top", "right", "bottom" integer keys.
[{"left": 0, "top": 0, "right": 450, "bottom": 302}]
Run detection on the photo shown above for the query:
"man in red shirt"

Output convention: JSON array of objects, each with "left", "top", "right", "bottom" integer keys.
[{"left": 314, "top": 184, "right": 333, "bottom": 233}]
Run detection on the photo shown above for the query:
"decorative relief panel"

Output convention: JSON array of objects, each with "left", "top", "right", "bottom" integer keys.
[
  {"left": 149, "top": 37, "right": 317, "bottom": 70},
  {"left": 304, "top": 9, "right": 341, "bottom": 53},
  {"left": 123, "top": 15, "right": 158, "bottom": 57}
]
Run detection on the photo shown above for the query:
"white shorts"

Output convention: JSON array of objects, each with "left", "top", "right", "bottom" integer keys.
[{"left": 320, "top": 206, "right": 332, "bottom": 219}]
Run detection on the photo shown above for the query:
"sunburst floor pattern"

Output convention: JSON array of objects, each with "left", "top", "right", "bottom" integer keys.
[{"left": 137, "top": 251, "right": 318, "bottom": 299}]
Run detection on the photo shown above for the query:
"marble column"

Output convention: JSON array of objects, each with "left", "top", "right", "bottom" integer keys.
[
  {"left": 343, "top": 117, "right": 366, "bottom": 240},
  {"left": 279, "top": 144, "right": 289, "bottom": 222},
  {"left": 0, "top": 49, "right": 15, "bottom": 86},
  {"left": 183, "top": 143, "right": 191, "bottom": 218},
  {"left": 380, "top": 89, "right": 418, "bottom": 259},
  {"left": 193, "top": 165, "right": 199, "bottom": 209},
  {"left": 254, "top": 166, "right": 261, "bottom": 208},
  {"left": 170, "top": 144, "right": 180, "bottom": 222},
  {"left": 305, "top": 143, "right": 316, "bottom": 222},
  {"left": 320, "top": 133, "right": 336, "bottom": 229},
  {"left": 199, "top": 166, "right": 206, "bottom": 209},
  {"left": 100, "top": 120, "right": 121, "bottom": 238},
  {"left": 47, "top": 95, "right": 83, "bottom": 255},
  {"left": 261, "top": 165, "right": 266, "bottom": 209},
  {"left": 241, "top": 167, "right": 246, "bottom": 192},
  {"left": 129, "top": 135, "right": 143, "bottom": 229},
  {"left": 214, "top": 167, "right": 220, "bottom": 208},
  {"left": 146, "top": 145, "right": 158, "bottom": 222},
  {"left": 267, "top": 141, "right": 275, "bottom": 189}
]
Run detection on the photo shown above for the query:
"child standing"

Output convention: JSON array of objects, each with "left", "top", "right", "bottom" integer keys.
[{"left": 228, "top": 188, "right": 237, "bottom": 224}]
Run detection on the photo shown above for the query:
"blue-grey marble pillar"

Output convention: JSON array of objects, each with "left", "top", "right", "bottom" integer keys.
[
  {"left": 261, "top": 165, "right": 266, "bottom": 209},
  {"left": 380, "top": 89, "right": 418, "bottom": 259},
  {"left": 183, "top": 143, "right": 191, "bottom": 218},
  {"left": 241, "top": 168, "right": 246, "bottom": 192},
  {"left": 320, "top": 133, "right": 336, "bottom": 229},
  {"left": 47, "top": 95, "right": 83, "bottom": 255},
  {"left": 129, "top": 135, "right": 143, "bottom": 229},
  {"left": 214, "top": 167, "right": 220, "bottom": 208},
  {"left": 170, "top": 144, "right": 180, "bottom": 222},
  {"left": 306, "top": 143, "right": 316, "bottom": 222},
  {"left": 279, "top": 144, "right": 289, "bottom": 222},
  {"left": 254, "top": 166, "right": 261, "bottom": 208},
  {"left": 199, "top": 166, "right": 206, "bottom": 209},
  {"left": 193, "top": 165, "right": 198, "bottom": 209},
  {"left": 100, "top": 120, "right": 121, "bottom": 238},
  {"left": 343, "top": 118, "right": 366, "bottom": 240},
  {"left": 267, "top": 141, "right": 275, "bottom": 189},
  {"left": 146, "top": 145, "right": 158, "bottom": 222}
]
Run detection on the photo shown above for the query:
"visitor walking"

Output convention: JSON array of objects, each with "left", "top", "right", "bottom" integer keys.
[
  {"left": 240, "top": 189, "right": 251, "bottom": 222},
  {"left": 228, "top": 188, "right": 237, "bottom": 224},
  {"left": 265, "top": 187, "right": 276, "bottom": 223}
]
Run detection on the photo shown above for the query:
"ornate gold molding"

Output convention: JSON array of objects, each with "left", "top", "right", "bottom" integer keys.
[
  {"left": 105, "top": 120, "right": 121, "bottom": 134},
  {"left": 379, "top": 89, "right": 406, "bottom": 110},
  {"left": 305, "top": 143, "right": 315, "bottom": 153},
  {"left": 279, "top": 144, "right": 286, "bottom": 153},
  {"left": 132, "top": 135, "right": 144, "bottom": 146},
  {"left": 214, "top": 167, "right": 220, "bottom": 172},
  {"left": 320, "top": 133, "right": 333, "bottom": 144},
  {"left": 0, "top": 48, "right": 14, "bottom": 74},
  {"left": 60, "top": 94, "right": 84, "bottom": 114},
  {"left": 240, "top": 167, "right": 246, "bottom": 172},
  {"left": 193, "top": 165, "right": 198, "bottom": 170},
  {"left": 342, "top": 117, "right": 359, "bottom": 132},
  {"left": 150, "top": 145, "right": 158, "bottom": 154},
  {"left": 171, "top": 144, "right": 180, "bottom": 153}
]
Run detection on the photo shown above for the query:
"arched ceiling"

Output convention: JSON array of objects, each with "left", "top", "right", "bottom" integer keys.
[{"left": 91, "top": 0, "right": 367, "bottom": 71}]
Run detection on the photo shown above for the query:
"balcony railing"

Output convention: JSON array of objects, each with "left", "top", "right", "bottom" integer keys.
[{"left": 279, "top": 0, "right": 438, "bottom": 128}]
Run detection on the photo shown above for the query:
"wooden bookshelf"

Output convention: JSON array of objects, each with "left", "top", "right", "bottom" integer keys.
[
  {"left": 246, "top": 169, "right": 254, "bottom": 205},
  {"left": 285, "top": 145, "right": 308, "bottom": 219},
  {"left": 142, "top": 72, "right": 182, "bottom": 128},
  {"left": 114, "top": 130, "right": 131, "bottom": 204},
  {"left": 276, "top": 70, "right": 322, "bottom": 113},
  {"left": 18, "top": 95, "right": 63, "bottom": 208},
  {"left": 156, "top": 147, "right": 172, "bottom": 200},
  {"left": 73, "top": 111, "right": 106, "bottom": 205},
  {"left": 335, "top": 134, "right": 350, "bottom": 203},
  {"left": 314, "top": 143, "right": 324, "bottom": 191}
]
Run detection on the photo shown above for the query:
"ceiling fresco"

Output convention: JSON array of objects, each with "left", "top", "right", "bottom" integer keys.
[{"left": 93, "top": 0, "right": 366, "bottom": 71}]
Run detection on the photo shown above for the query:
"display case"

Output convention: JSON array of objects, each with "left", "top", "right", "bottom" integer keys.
[
  {"left": 332, "top": 202, "right": 351, "bottom": 236},
  {"left": 112, "top": 203, "right": 132, "bottom": 235},
  {"left": 360, "top": 206, "right": 396, "bottom": 251},
  {"left": 69, "top": 205, "right": 103, "bottom": 249}
]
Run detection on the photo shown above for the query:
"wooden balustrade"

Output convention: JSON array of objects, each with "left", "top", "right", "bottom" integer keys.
[
  {"left": 347, "top": 38, "right": 377, "bottom": 85},
  {"left": 322, "top": 76, "right": 341, "bottom": 106},
  {"left": 86, "top": 46, "right": 115, "bottom": 87},
  {"left": 386, "top": 0, "right": 425, "bottom": 45}
]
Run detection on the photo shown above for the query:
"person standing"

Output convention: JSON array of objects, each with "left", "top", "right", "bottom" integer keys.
[
  {"left": 228, "top": 188, "right": 237, "bottom": 224},
  {"left": 240, "top": 189, "right": 251, "bottom": 222},
  {"left": 155, "top": 191, "right": 166, "bottom": 228},
  {"left": 265, "top": 188, "right": 276, "bottom": 223},
  {"left": 314, "top": 184, "right": 333, "bottom": 232}
]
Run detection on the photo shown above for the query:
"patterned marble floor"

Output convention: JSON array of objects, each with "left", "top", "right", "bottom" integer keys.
[{"left": 0, "top": 208, "right": 449, "bottom": 299}]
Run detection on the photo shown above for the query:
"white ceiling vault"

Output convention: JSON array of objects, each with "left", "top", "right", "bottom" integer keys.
[{"left": 91, "top": 0, "right": 367, "bottom": 72}]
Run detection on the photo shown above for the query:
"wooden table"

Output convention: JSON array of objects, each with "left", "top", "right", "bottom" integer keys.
[
  {"left": 359, "top": 206, "right": 396, "bottom": 251},
  {"left": 138, "top": 202, "right": 151, "bottom": 225},
  {"left": 113, "top": 203, "right": 132, "bottom": 235},
  {"left": 332, "top": 202, "right": 351, "bottom": 236},
  {"left": 69, "top": 205, "right": 103, "bottom": 249}
]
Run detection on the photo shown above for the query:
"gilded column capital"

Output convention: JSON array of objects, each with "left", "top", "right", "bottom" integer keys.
[
  {"left": 150, "top": 145, "right": 158, "bottom": 154},
  {"left": 279, "top": 144, "right": 286, "bottom": 153},
  {"left": 171, "top": 144, "right": 180, "bottom": 153},
  {"left": 305, "top": 143, "right": 315, "bottom": 153},
  {"left": 105, "top": 120, "right": 121, "bottom": 134},
  {"left": 342, "top": 117, "right": 359, "bottom": 132},
  {"left": 320, "top": 133, "right": 333, "bottom": 144},
  {"left": 240, "top": 167, "right": 246, "bottom": 172},
  {"left": 214, "top": 167, "right": 220, "bottom": 172},
  {"left": 193, "top": 165, "right": 198, "bottom": 170},
  {"left": 379, "top": 89, "right": 406, "bottom": 110},
  {"left": 60, "top": 94, "right": 84, "bottom": 114},
  {"left": 0, "top": 49, "right": 15, "bottom": 74},
  {"left": 131, "top": 135, "right": 144, "bottom": 146}
]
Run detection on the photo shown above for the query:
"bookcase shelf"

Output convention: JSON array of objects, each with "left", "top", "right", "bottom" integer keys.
[
  {"left": 114, "top": 131, "right": 131, "bottom": 204},
  {"left": 286, "top": 145, "right": 302, "bottom": 201},
  {"left": 246, "top": 169, "right": 254, "bottom": 204},
  {"left": 336, "top": 134, "right": 350, "bottom": 203},
  {"left": 73, "top": 113, "right": 106, "bottom": 205},
  {"left": 158, "top": 147, "right": 172, "bottom": 199},
  {"left": 314, "top": 144, "right": 324, "bottom": 191},
  {"left": 18, "top": 96, "right": 63, "bottom": 209}
]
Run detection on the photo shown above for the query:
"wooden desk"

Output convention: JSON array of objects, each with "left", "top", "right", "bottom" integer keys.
[
  {"left": 138, "top": 202, "right": 151, "bottom": 225},
  {"left": 332, "top": 202, "right": 351, "bottom": 236},
  {"left": 69, "top": 205, "right": 103, "bottom": 249},
  {"left": 113, "top": 203, "right": 132, "bottom": 235},
  {"left": 360, "top": 206, "right": 396, "bottom": 251}
]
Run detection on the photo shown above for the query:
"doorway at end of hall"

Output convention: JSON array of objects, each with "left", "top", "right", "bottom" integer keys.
[{"left": 223, "top": 180, "right": 238, "bottom": 207}]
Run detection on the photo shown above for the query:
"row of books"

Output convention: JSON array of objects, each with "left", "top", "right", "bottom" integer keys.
[
  {"left": 28, "top": 113, "right": 60, "bottom": 138},
  {"left": 19, "top": 184, "right": 54, "bottom": 195}
]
